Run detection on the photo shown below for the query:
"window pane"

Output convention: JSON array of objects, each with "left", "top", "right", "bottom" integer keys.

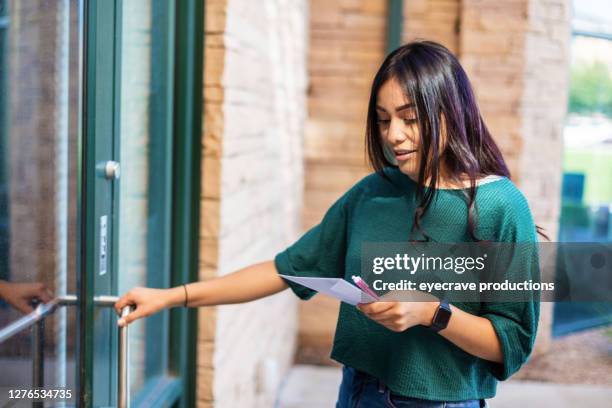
[
  {"left": 554, "top": 0, "right": 612, "bottom": 335},
  {"left": 118, "top": 0, "right": 173, "bottom": 398}
]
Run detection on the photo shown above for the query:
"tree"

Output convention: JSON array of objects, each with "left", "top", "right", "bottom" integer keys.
[{"left": 569, "top": 60, "right": 612, "bottom": 116}]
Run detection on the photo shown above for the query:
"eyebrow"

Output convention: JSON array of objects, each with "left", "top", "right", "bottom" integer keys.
[{"left": 375, "top": 103, "right": 415, "bottom": 113}]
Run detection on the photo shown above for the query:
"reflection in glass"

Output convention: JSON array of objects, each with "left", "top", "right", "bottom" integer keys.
[
  {"left": 554, "top": 3, "right": 612, "bottom": 335},
  {"left": 0, "top": 0, "right": 82, "bottom": 398}
]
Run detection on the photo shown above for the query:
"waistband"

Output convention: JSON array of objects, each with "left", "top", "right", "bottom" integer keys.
[{"left": 352, "top": 368, "right": 487, "bottom": 408}]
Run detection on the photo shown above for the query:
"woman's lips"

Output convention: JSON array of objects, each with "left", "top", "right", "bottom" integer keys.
[{"left": 394, "top": 149, "right": 417, "bottom": 161}]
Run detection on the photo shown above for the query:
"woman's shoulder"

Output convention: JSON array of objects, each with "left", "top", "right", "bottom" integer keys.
[
  {"left": 320, "top": 170, "right": 396, "bottom": 217},
  {"left": 477, "top": 176, "right": 532, "bottom": 217},
  {"left": 476, "top": 177, "right": 537, "bottom": 241},
  {"left": 342, "top": 168, "right": 403, "bottom": 198}
]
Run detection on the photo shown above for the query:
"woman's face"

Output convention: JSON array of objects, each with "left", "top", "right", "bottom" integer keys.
[{"left": 376, "top": 77, "right": 446, "bottom": 181}]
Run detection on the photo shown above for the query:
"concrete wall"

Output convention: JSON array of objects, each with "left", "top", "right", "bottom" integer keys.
[{"left": 198, "top": 0, "right": 309, "bottom": 406}]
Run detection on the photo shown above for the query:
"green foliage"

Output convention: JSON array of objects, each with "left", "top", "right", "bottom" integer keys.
[{"left": 569, "top": 60, "right": 612, "bottom": 116}]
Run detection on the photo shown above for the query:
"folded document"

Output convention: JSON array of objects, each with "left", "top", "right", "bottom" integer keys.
[{"left": 279, "top": 274, "right": 378, "bottom": 305}]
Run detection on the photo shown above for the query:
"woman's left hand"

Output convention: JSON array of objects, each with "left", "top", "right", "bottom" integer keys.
[{"left": 356, "top": 293, "right": 439, "bottom": 332}]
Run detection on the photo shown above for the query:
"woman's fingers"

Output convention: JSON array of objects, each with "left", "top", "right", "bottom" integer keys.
[
  {"left": 357, "top": 301, "right": 395, "bottom": 317},
  {"left": 117, "top": 307, "right": 147, "bottom": 327},
  {"left": 114, "top": 292, "right": 135, "bottom": 316},
  {"left": 114, "top": 287, "right": 169, "bottom": 326},
  {"left": 356, "top": 302, "right": 406, "bottom": 331}
]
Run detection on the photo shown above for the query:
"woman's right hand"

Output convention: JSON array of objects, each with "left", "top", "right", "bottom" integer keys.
[{"left": 114, "top": 287, "right": 179, "bottom": 327}]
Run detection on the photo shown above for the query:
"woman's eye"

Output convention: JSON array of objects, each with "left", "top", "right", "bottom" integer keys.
[{"left": 403, "top": 118, "right": 417, "bottom": 125}]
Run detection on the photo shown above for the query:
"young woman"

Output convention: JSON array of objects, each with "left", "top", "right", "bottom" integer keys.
[{"left": 115, "top": 40, "right": 544, "bottom": 407}]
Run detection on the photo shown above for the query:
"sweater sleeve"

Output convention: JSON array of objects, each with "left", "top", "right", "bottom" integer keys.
[
  {"left": 480, "top": 191, "right": 541, "bottom": 381},
  {"left": 274, "top": 187, "right": 356, "bottom": 301}
]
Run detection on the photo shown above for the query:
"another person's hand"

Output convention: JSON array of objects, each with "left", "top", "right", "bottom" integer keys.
[
  {"left": 114, "top": 287, "right": 179, "bottom": 327},
  {"left": 0, "top": 280, "right": 54, "bottom": 314}
]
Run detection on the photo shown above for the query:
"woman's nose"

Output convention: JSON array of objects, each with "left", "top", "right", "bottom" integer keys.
[{"left": 389, "top": 118, "right": 407, "bottom": 144}]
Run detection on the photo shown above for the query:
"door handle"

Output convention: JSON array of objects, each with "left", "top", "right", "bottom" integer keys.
[
  {"left": 0, "top": 294, "right": 133, "bottom": 407},
  {"left": 102, "top": 160, "right": 121, "bottom": 180},
  {"left": 93, "top": 295, "right": 132, "bottom": 408}
]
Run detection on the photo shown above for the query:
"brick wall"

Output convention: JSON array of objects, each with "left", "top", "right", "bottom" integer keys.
[
  {"left": 518, "top": 0, "right": 570, "bottom": 352},
  {"left": 519, "top": 0, "right": 570, "bottom": 242},
  {"left": 298, "top": 0, "right": 387, "bottom": 365},
  {"left": 198, "top": 0, "right": 309, "bottom": 406},
  {"left": 457, "top": 0, "right": 570, "bottom": 353},
  {"left": 403, "top": 0, "right": 461, "bottom": 54}
]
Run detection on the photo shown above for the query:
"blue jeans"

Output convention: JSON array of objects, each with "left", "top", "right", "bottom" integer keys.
[{"left": 335, "top": 365, "right": 487, "bottom": 408}]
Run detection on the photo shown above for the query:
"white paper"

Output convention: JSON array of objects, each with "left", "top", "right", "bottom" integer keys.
[{"left": 279, "top": 274, "right": 377, "bottom": 305}]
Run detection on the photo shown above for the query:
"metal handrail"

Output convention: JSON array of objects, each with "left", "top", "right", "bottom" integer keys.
[
  {"left": 1, "top": 298, "right": 61, "bottom": 343},
  {"left": 0, "top": 294, "right": 76, "bottom": 343},
  {"left": 0, "top": 294, "right": 132, "bottom": 407}
]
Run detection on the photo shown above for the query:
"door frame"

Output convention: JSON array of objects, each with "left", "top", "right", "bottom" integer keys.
[
  {"left": 170, "top": 1, "right": 205, "bottom": 407},
  {"left": 79, "top": 0, "right": 119, "bottom": 405},
  {"left": 78, "top": 0, "right": 203, "bottom": 406}
]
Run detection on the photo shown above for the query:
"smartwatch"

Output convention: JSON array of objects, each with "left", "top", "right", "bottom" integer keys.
[{"left": 428, "top": 299, "right": 452, "bottom": 332}]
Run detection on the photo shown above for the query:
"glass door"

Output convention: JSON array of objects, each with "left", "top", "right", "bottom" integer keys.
[
  {"left": 85, "top": 0, "right": 184, "bottom": 406},
  {"left": 0, "top": 0, "right": 199, "bottom": 406}
]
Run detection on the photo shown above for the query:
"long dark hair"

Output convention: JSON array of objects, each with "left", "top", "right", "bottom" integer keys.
[{"left": 365, "top": 40, "right": 549, "bottom": 242}]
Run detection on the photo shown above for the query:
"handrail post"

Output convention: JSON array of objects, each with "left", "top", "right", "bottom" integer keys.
[{"left": 31, "top": 316, "right": 44, "bottom": 408}]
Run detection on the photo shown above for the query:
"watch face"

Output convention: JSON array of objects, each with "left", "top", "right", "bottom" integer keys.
[{"left": 434, "top": 306, "right": 452, "bottom": 328}]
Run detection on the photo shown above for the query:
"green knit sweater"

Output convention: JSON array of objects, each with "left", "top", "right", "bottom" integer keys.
[{"left": 274, "top": 166, "right": 540, "bottom": 401}]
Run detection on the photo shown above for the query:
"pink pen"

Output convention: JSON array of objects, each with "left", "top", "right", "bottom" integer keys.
[{"left": 352, "top": 275, "right": 380, "bottom": 302}]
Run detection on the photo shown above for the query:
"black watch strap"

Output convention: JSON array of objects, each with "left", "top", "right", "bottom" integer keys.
[{"left": 429, "top": 299, "right": 452, "bottom": 332}]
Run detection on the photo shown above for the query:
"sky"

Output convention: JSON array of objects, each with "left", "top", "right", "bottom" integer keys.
[{"left": 573, "top": 0, "right": 612, "bottom": 29}]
